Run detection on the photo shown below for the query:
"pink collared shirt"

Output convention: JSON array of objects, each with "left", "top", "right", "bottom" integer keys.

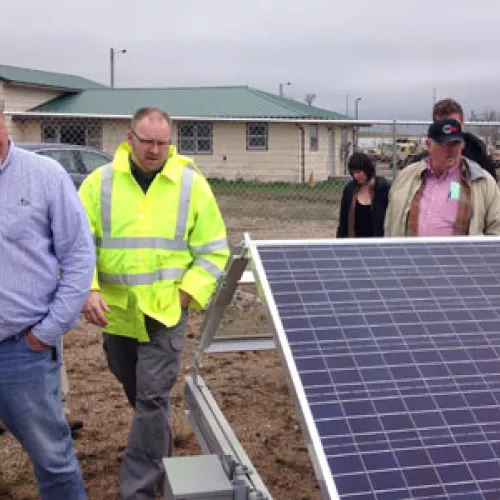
[{"left": 418, "top": 161, "right": 461, "bottom": 237}]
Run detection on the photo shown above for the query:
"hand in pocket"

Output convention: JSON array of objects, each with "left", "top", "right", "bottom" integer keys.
[{"left": 26, "top": 331, "right": 49, "bottom": 351}]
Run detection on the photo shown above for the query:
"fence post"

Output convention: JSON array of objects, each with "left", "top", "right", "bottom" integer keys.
[{"left": 391, "top": 120, "right": 397, "bottom": 179}]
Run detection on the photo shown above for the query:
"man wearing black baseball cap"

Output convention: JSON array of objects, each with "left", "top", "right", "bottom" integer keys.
[
  {"left": 400, "top": 98, "right": 497, "bottom": 180},
  {"left": 425, "top": 119, "right": 465, "bottom": 174},
  {"left": 385, "top": 118, "right": 500, "bottom": 237}
]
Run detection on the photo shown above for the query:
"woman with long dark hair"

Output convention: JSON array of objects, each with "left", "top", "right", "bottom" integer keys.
[{"left": 336, "top": 152, "right": 390, "bottom": 238}]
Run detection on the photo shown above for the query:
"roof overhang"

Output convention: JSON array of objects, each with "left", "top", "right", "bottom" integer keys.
[
  {"left": 2, "top": 80, "right": 84, "bottom": 93},
  {"left": 8, "top": 111, "right": 366, "bottom": 125}
]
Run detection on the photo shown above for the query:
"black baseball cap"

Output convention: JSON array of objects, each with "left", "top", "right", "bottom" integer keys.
[{"left": 427, "top": 119, "right": 464, "bottom": 145}]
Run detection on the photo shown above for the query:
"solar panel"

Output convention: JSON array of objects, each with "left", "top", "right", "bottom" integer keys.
[{"left": 248, "top": 236, "right": 500, "bottom": 500}]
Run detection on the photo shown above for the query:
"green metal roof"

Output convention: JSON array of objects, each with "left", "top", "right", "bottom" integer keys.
[
  {"left": 30, "top": 86, "right": 348, "bottom": 120},
  {"left": 0, "top": 64, "right": 107, "bottom": 90}
]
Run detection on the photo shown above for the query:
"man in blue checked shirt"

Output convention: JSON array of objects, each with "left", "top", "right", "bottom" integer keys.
[{"left": 0, "top": 100, "right": 95, "bottom": 500}]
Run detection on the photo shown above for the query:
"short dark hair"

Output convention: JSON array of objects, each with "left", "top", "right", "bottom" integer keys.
[
  {"left": 432, "top": 99, "right": 464, "bottom": 121},
  {"left": 348, "top": 152, "right": 375, "bottom": 180},
  {"left": 131, "top": 107, "right": 171, "bottom": 130}
]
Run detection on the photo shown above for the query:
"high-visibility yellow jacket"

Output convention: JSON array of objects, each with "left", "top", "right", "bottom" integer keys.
[{"left": 78, "top": 142, "right": 229, "bottom": 342}]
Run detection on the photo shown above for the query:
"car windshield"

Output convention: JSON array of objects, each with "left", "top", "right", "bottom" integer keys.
[
  {"left": 79, "top": 151, "right": 111, "bottom": 172},
  {"left": 38, "top": 149, "right": 80, "bottom": 173}
]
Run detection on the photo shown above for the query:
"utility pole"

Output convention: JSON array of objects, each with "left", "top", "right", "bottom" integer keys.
[
  {"left": 110, "top": 47, "right": 127, "bottom": 88},
  {"left": 355, "top": 97, "right": 362, "bottom": 121},
  {"left": 354, "top": 97, "right": 362, "bottom": 151}
]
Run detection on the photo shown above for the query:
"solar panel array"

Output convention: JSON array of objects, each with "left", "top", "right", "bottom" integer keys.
[{"left": 252, "top": 239, "right": 500, "bottom": 500}]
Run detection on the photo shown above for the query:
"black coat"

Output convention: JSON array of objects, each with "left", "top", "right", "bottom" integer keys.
[
  {"left": 336, "top": 176, "right": 391, "bottom": 238},
  {"left": 402, "top": 132, "right": 498, "bottom": 180}
]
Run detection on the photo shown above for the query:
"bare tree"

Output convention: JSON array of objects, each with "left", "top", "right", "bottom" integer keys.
[{"left": 304, "top": 93, "right": 316, "bottom": 106}]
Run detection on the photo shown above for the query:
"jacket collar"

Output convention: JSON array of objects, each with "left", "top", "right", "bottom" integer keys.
[
  {"left": 465, "top": 157, "right": 487, "bottom": 181},
  {"left": 415, "top": 156, "right": 486, "bottom": 184},
  {"left": 112, "top": 142, "right": 182, "bottom": 183}
]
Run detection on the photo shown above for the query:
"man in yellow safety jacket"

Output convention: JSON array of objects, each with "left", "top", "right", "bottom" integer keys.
[{"left": 79, "top": 107, "right": 229, "bottom": 499}]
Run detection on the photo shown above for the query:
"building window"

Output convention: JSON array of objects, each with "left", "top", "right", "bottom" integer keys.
[
  {"left": 178, "top": 122, "right": 213, "bottom": 154},
  {"left": 41, "top": 120, "right": 103, "bottom": 149},
  {"left": 310, "top": 124, "right": 318, "bottom": 151},
  {"left": 60, "top": 123, "right": 86, "bottom": 146},
  {"left": 42, "top": 123, "right": 58, "bottom": 143},
  {"left": 87, "top": 125, "right": 103, "bottom": 149},
  {"left": 246, "top": 122, "right": 268, "bottom": 150}
]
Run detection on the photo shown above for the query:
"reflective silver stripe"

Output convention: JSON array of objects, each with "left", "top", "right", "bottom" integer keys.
[
  {"left": 98, "top": 268, "right": 184, "bottom": 286},
  {"left": 193, "top": 258, "right": 223, "bottom": 280},
  {"left": 100, "top": 163, "right": 113, "bottom": 233},
  {"left": 191, "top": 238, "right": 228, "bottom": 255},
  {"left": 175, "top": 167, "right": 194, "bottom": 239},
  {"left": 98, "top": 163, "right": 194, "bottom": 250},
  {"left": 95, "top": 236, "right": 188, "bottom": 251}
]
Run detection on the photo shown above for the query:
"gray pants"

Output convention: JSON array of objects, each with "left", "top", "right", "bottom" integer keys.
[{"left": 103, "top": 311, "right": 187, "bottom": 500}]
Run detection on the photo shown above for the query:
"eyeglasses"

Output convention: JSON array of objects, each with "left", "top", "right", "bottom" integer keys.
[{"left": 132, "top": 130, "right": 170, "bottom": 148}]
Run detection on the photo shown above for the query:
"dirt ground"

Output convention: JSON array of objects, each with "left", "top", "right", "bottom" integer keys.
[
  {"left": 0, "top": 310, "right": 321, "bottom": 500},
  {"left": 220, "top": 194, "right": 340, "bottom": 244}
]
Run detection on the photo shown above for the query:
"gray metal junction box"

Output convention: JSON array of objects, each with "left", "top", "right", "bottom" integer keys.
[{"left": 163, "top": 454, "right": 234, "bottom": 499}]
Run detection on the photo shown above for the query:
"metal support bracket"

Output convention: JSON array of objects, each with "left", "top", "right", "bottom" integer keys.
[
  {"left": 193, "top": 246, "right": 249, "bottom": 373},
  {"left": 185, "top": 375, "right": 272, "bottom": 499}
]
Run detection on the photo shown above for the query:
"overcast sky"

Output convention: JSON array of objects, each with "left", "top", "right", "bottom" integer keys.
[{"left": 3, "top": 0, "right": 500, "bottom": 120}]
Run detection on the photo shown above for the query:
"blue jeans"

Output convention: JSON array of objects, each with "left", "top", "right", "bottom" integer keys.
[{"left": 0, "top": 332, "right": 86, "bottom": 500}]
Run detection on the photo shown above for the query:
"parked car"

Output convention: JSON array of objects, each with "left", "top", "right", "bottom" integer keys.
[{"left": 17, "top": 143, "right": 112, "bottom": 188}]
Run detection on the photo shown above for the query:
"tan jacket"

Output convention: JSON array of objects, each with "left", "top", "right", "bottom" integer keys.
[{"left": 385, "top": 158, "right": 500, "bottom": 236}]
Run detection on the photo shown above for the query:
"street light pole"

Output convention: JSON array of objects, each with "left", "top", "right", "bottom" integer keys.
[
  {"left": 355, "top": 97, "right": 362, "bottom": 120},
  {"left": 110, "top": 47, "right": 127, "bottom": 88},
  {"left": 279, "top": 81, "right": 292, "bottom": 98},
  {"left": 354, "top": 97, "right": 362, "bottom": 151}
]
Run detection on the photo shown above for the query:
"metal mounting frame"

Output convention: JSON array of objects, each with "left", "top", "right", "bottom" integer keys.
[
  {"left": 184, "top": 241, "right": 273, "bottom": 499},
  {"left": 185, "top": 375, "right": 271, "bottom": 499},
  {"left": 193, "top": 245, "right": 250, "bottom": 373}
]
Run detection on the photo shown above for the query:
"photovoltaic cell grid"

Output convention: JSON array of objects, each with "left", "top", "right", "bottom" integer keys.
[{"left": 253, "top": 239, "right": 500, "bottom": 500}]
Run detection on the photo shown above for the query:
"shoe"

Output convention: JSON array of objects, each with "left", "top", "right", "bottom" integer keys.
[{"left": 67, "top": 419, "right": 84, "bottom": 438}]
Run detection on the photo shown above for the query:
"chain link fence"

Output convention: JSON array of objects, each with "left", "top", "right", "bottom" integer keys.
[
  {"left": 6, "top": 113, "right": 500, "bottom": 248},
  {"left": 5, "top": 114, "right": 348, "bottom": 244}
]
